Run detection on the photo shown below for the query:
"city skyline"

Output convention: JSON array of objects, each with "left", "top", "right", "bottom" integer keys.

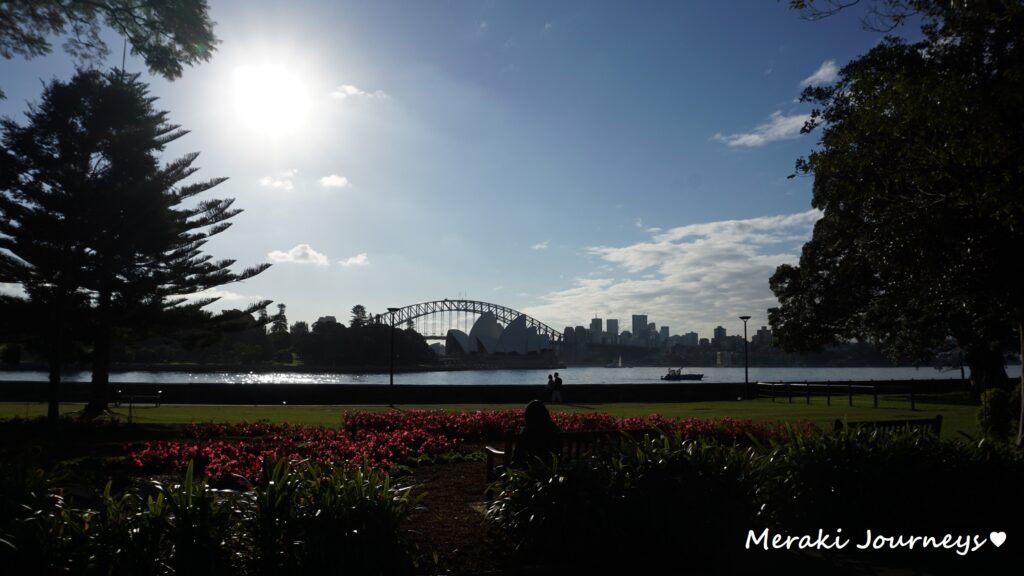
[{"left": 0, "top": 1, "right": 896, "bottom": 340}]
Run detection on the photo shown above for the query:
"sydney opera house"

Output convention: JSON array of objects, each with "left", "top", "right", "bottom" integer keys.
[{"left": 445, "top": 312, "right": 553, "bottom": 356}]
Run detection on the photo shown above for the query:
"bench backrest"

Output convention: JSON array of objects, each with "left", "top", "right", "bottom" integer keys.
[{"left": 500, "top": 427, "right": 662, "bottom": 462}]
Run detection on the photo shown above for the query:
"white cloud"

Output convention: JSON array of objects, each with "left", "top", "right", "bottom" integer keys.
[
  {"left": 0, "top": 282, "right": 26, "bottom": 298},
  {"left": 330, "top": 84, "right": 389, "bottom": 99},
  {"left": 179, "top": 288, "right": 259, "bottom": 307},
  {"left": 259, "top": 169, "right": 298, "bottom": 190},
  {"left": 192, "top": 288, "right": 248, "bottom": 302},
  {"left": 713, "top": 111, "right": 811, "bottom": 147},
  {"left": 480, "top": 21, "right": 488, "bottom": 31},
  {"left": 268, "top": 244, "right": 329, "bottom": 266},
  {"left": 521, "top": 210, "right": 822, "bottom": 339},
  {"left": 319, "top": 174, "right": 351, "bottom": 188},
  {"left": 531, "top": 240, "right": 550, "bottom": 251},
  {"left": 338, "top": 252, "right": 370, "bottom": 267},
  {"left": 800, "top": 60, "right": 839, "bottom": 87}
]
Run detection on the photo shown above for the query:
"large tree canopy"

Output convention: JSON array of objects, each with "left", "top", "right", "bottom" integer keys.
[
  {"left": 769, "top": 1, "right": 1024, "bottom": 405},
  {"left": 0, "top": 69, "right": 269, "bottom": 419},
  {"left": 0, "top": 0, "right": 217, "bottom": 99}
]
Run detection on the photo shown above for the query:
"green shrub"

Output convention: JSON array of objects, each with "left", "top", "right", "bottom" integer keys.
[
  {"left": 0, "top": 457, "right": 88, "bottom": 572},
  {"left": 80, "top": 482, "right": 166, "bottom": 575},
  {"left": 752, "top": 426, "right": 1024, "bottom": 535},
  {"left": 247, "top": 458, "right": 305, "bottom": 574},
  {"left": 0, "top": 457, "right": 419, "bottom": 575},
  {"left": 487, "top": 428, "right": 1024, "bottom": 569},
  {"left": 246, "top": 458, "right": 420, "bottom": 575},
  {"left": 1010, "top": 381, "right": 1022, "bottom": 424},
  {"left": 155, "top": 461, "right": 238, "bottom": 575},
  {"left": 485, "top": 433, "right": 758, "bottom": 571},
  {"left": 978, "top": 388, "right": 1011, "bottom": 439}
]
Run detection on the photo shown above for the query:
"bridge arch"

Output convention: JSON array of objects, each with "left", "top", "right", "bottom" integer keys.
[{"left": 372, "top": 299, "right": 562, "bottom": 342}]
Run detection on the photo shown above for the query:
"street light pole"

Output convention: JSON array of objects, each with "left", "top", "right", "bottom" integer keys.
[
  {"left": 739, "top": 315, "right": 751, "bottom": 398},
  {"left": 387, "top": 307, "right": 400, "bottom": 407}
]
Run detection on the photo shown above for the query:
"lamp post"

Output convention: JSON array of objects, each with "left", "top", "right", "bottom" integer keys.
[
  {"left": 387, "top": 307, "right": 400, "bottom": 407},
  {"left": 739, "top": 315, "right": 751, "bottom": 397}
]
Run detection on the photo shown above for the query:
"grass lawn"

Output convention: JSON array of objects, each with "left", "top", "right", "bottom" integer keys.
[{"left": 0, "top": 393, "right": 982, "bottom": 439}]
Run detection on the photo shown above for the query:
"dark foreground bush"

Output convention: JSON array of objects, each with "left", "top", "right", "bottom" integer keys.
[
  {"left": 978, "top": 388, "right": 1012, "bottom": 440},
  {"left": 486, "top": 428, "right": 1024, "bottom": 571},
  {"left": 246, "top": 458, "right": 420, "bottom": 575},
  {"left": 0, "top": 458, "right": 419, "bottom": 575},
  {"left": 485, "top": 433, "right": 759, "bottom": 571},
  {"left": 754, "top": 427, "right": 1024, "bottom": 534}
]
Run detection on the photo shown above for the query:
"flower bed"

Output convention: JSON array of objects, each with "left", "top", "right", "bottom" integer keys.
[{"left": 128, "top": 410, "right": 815, "bottom": 484}]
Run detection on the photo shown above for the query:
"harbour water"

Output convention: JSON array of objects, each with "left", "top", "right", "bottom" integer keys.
[{"left": 1, "top": 365, "right": 1016, "bottom": 385}]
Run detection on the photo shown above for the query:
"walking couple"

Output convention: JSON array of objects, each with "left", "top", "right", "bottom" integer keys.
[{"left": 546, "top": 372, "right": 563, "bottom": 403}]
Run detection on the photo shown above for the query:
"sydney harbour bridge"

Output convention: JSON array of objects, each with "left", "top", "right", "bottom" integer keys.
[{"left": 370, "top": 299, "right": 563, "bottom": 342}]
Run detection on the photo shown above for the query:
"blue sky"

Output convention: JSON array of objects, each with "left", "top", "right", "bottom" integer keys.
[{"left": 0, "top": 0, "right": 896, "bottom": 340}]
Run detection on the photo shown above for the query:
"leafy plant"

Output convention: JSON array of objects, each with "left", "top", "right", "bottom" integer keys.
[
  {"left": 82, "top": 481, "right": 168, "bottom": 575},
  {"left": 752, "top": 426, "right": 1024, "bottom": 534},
  {"left": 978, "top": 387, "right": 1011, "bottom": 440},
  {"left": 486, "top": 432, "right": 757, "bottom": 571},
  {"left": 242, "top": 457, "right": 421, "bottom": 575},
  {"left": 246, "top": 458, "right": 304, "bottom": 574},
  {"left": 154, "top": 460, "right": 238, "bottom": 575}
]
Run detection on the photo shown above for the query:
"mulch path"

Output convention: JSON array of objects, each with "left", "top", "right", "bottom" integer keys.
[{"left": 402, "top": 459, "right": 516, "bottom": 575}]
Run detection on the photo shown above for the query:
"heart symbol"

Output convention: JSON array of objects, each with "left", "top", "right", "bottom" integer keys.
[{"left": 990, "top": 532, "right": 1006, "bottom": 547}]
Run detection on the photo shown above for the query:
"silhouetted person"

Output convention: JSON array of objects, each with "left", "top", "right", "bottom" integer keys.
[
  {"left": 551, "top": 372, "right": 563, "bottom": 403},
  {"left": 513, "top": 399, "right": 561, "bottom": 467},
  {"left": 546, "top": 374, "right": 555, "bottom": 401}
]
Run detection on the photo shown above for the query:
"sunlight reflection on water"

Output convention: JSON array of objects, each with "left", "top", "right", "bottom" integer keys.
[{"left": 1, "top": 365, "right": 1017, "bottom": 385}]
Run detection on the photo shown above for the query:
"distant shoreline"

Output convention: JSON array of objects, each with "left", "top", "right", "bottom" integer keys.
[{"left": 0, "top": 362, "right": 566, "bottom": 374}]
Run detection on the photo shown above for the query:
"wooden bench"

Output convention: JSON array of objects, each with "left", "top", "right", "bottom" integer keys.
[
  {"left": 833, "top": 415, "right": 942, "bottom": 435},
  {"left": 485, "top": 428, "right": 660, "bottom": 482},
  {"left": 113, "top": 392, "right": 163, "bottom": 408}
]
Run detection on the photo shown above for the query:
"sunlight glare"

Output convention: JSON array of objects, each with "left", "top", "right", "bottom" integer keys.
[{"left": 231, "top": 64, "right": 311, "bottom": 138}]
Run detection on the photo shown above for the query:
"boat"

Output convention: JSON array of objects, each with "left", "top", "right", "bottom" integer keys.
[
  {"left": 661, "top": 368, "right": 703, "bottom": 381},
  {"left": 606, "top": 355, "right": 624, "bottom": 368}
]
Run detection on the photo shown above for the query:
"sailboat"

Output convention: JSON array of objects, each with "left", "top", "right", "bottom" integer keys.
[{"left": 606, "top": 355, "right": 624, "bottom": 368}]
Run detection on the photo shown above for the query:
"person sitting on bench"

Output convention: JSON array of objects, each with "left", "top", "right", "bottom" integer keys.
[{"left": 512, "top": 399, "right": 561, "bottom": 467}]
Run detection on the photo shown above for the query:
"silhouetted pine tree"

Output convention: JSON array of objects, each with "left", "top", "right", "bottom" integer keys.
[{"left": 0, "top": 69, "right": 269, "bottom": 420}]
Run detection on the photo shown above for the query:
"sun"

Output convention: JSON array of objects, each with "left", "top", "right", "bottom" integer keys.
[{"left": 231, "top": 63, "right": 311, "bottom": 138}]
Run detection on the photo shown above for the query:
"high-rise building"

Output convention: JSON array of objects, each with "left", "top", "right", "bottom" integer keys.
[
  {"left": 753, "top": 325, "right": 773, "bottom": 347},
  {"left": 590, "top": 318, "right": 603, "bottom": 342},
  {"left": 660, "top": 326, "right": 669, "bottom": 342},
  {"left": 632, "top": 315, "right": 648, "bottom": 339},
  {"left": 682, "top": 331, "right": 699, "bottom": 346},
  {"left": 713, "top": 325, "right": 727, "bottom": 346},
  {"left": 606, "top": 319, "right": 619, "bottom": 339}
]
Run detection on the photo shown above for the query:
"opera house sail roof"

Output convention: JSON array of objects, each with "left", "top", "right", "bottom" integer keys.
[{"left": 446, "top": 312, "right": 552, "bottom": 355}]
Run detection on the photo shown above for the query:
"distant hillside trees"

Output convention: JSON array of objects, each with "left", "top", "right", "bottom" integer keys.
[{"left": 104, "top": 306, "right": 437, "bottom": 369}]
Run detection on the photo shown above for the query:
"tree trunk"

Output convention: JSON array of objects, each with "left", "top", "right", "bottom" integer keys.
[
  {"left": 46, "top": 295, "right": 64, "bottom": 428},
  {"left": 963, "top": 342, "right": 1008, "bottom": 397},
  {"left": 1018, "top": 318, "right": 1023, "bottom": 447},
  {"left": 83, "top": 291, "right": 112, "bottom": 418},
  {"left": 47, "top": 342, "right": 60, "bottom": 426}
]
